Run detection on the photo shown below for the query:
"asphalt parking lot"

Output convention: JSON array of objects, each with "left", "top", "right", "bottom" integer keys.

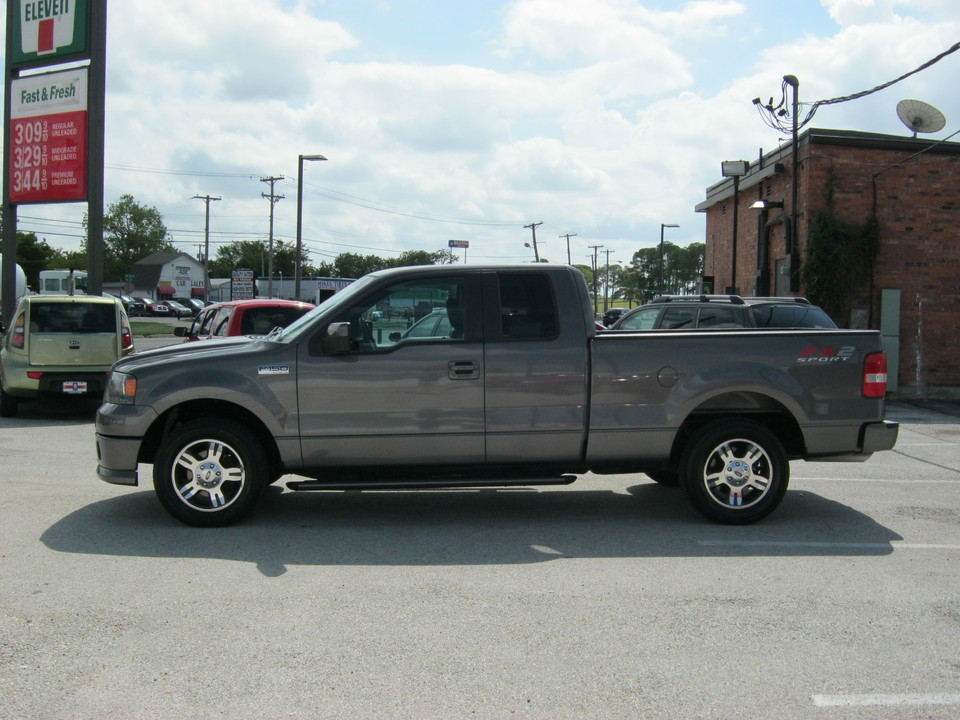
[{"left": 0, "top": 388, "right": 958, "bottom": 719}]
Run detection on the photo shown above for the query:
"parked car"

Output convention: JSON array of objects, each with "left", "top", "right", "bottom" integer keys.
[
  {"left": 161, "top": 300, "right": 193, "bottom": 318},
  {"left": 117, "top": 294, "right": 147, "bottom": 317},
  {"left": 601, "top": 307, "right": 628, "bottom": 327},
  {"left": 1, "top": 295, "right": 134, "bottom": 417},
  {"left": 388, "top": 309, "right": 451, "bottom": 343},
  {"left": 174, "top": 299, "right": 316, "bottom": 342},
  {"left": 133, "top": 297, "right": 171, "bottom": 316},
  {"left": 181, "top": 298, "right": 207, "bottom": 316},
  {"left": 609, "top": 295, "right": 837, "bottom": 331}
]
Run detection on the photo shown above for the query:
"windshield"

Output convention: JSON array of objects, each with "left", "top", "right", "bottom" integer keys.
[{"left": 274, "top": 274, "right": 378, "bottom": 342}]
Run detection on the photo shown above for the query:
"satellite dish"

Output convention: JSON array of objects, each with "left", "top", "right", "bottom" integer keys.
[{"left": 897, "top": 99, "right": 946, "bottom": 137}]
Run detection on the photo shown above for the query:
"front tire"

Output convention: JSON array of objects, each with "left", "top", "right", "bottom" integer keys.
[
  {"left": 680, "top": 419, "right": 789, "bottom": 524},
  {"left": 153, "top": 418, "right": 268, "bottom": 527}
]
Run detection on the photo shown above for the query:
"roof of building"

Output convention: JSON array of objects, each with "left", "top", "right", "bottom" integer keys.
[{"left": 696, "top": 127, "right": 960, "bottom": 212}]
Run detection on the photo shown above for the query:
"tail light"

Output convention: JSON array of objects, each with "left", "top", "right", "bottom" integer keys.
[
  {"left": 12, "top": 313, "right": 25, "bottom": 349},
  {"left": 863, "top": 351, "right": 888, "bottom": 398},
  {"left": 120, "top": 315, "right": 134, "bottom": 351}
]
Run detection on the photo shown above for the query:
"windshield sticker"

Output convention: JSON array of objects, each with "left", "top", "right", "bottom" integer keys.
[{"left": 258, "top": 365, "right": 290, "bottom": 375}]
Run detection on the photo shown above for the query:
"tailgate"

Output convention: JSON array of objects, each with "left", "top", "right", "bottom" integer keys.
[{"left": 29, "top": 332, "right": 119, "bottom": 366}]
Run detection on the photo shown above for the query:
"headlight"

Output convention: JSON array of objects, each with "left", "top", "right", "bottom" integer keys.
[{"left": 104, "top": 371, "right": 137, "bottom": 405}]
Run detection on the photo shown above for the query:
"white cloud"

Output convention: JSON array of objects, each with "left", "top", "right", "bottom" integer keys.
[{"left": 6, "top": 0, "right": 958, "bottom": 267}]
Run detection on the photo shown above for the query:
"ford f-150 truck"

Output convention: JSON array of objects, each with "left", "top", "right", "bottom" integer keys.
[{"left": 95, "top": 264, "right": 898, "bottom": 527}]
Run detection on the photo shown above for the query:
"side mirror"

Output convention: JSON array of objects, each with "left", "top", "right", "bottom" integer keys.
[
  {"left": 322, "top": 322, "right": 352, "bottom": 354},
  {"left": 173, "top": 326, "right": 188, "bottom": 337},
  {"left": 389, "top": 331, "right": 401, "bottom": 343}
]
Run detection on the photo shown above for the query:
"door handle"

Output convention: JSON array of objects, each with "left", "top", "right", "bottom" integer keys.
[{"left": 448, "top": 360, "right": 479, "bottom": 380}]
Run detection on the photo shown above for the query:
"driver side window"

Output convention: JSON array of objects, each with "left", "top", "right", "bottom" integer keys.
[{"left": 325, "top": 276, "right": 467, "bottom": 354}]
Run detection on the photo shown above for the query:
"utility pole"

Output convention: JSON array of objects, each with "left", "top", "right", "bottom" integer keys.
[
  {"left": 261, "top": 176, "right": 285, "bottom": 298},
  {"left": 559, "top": 233, "right": 577, "bottom": 264},
  {"left": 193, "top": 194, "right": 221, "bottom": 302},
  {"left": 588, "top": 244, "right": 603, "bottom": 314},
  {"left": 523, "top": 222, "right": 543, "bottom": 262},
  {"left": 603, "top": 248, "right": 614, "bottom": 312}
]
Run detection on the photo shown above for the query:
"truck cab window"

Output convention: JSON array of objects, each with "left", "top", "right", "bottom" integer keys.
[
  {"left": 498, "top": 273, "right": 558, "bottom": 340},
  {"left": 323, "top": 277, "right": 467, "bottom": 353}
]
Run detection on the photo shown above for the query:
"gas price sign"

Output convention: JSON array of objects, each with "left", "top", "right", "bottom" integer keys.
[{"left": 9, "top": 68, "right": 87, "bottom": 203}]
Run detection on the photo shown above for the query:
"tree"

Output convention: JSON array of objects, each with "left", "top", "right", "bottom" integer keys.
[
  {"left": 625, "top": 242, "right": 704, "bottom": 302},
  {"left": 98, "top": 194, "right": 174, "bottom": 280},
  {"left": 394, "top": 249, "right": 458, "bottom": 266},
  {"left": 9, "top": 231, "right": 56, "bottom": 290}
]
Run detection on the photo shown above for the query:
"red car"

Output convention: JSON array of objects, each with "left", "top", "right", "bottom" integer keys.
[{"left": 173, "top": 299, "right": 315, "bottom": 342}]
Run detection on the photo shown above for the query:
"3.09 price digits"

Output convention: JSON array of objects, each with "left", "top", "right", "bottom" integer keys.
[
  {"left": 11, "top": 119, "right": 49, "bottom": 195},
  {"left": 13, "top": 119, "right": 47, "bottom": 146}
]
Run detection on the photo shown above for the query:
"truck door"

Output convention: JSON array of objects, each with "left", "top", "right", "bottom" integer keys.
[
  {"left": 296, "top": 273, "right": 485, "bottom": 468},
  {"left": 481, "top": 271, "right": 589, "bottom": 464}
]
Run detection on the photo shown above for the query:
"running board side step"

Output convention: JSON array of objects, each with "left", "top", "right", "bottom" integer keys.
[{"left": 286, "top": 475, "right": 578, "bottom": 492}]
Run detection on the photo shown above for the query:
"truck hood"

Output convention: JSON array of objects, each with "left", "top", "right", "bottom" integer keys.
[{"left": 115, "top": 336, "right": 268, "bottom": 372}]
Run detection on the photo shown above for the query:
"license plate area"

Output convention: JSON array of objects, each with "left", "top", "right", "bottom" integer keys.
[{"left": 62, "top": 381, "right": 89, "bottom": 394}]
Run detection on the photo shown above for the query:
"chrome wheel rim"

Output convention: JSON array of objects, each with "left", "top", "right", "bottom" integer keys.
[
  {"left": 169, "top": 438, "right": 246, "bottom": 512},
  {"left": 701, "top": 437, "right": 773, "bottom": 509}
]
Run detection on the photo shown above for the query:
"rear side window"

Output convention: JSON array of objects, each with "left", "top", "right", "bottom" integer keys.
[
  {"left": 241, "top": 307, "right": 311, "bottom": 335},
  {"left": 697, "top": 306, "right": 740, "bottom": 328},
  {"left": 498, "top": 273, "right": 558, "bottom": 339},
  {"left": 212, "top": 308, "right": 234, "bottom": 337},
  {"left": 752, "top": 305, "right": 836, "bottom": 328},
  {"left": 30, "top": 302, "right": 116, "bottom": 333},
  {"left": 659, "top": 307, "right": 697, "bottom": 329}
]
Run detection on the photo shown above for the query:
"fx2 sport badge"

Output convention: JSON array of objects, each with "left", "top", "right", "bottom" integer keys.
[{"left": 796, "top": 346, "right": 855, "bottom": 363}]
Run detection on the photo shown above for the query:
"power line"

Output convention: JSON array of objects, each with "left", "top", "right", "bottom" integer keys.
[{"left": 754, "top": 41, "right": 960, "bottom": 133}]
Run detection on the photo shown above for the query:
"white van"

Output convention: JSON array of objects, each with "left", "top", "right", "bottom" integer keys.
[{"left": 39, "top": 269, "right": 88, "bottom": 295}]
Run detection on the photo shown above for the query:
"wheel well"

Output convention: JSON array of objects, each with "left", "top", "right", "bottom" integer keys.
[
  {"left": 138, "top": 400, "right": 283, "bottom": 477},
  {"left": 670, "top": 392, "right": 806, "bottom": 462}
]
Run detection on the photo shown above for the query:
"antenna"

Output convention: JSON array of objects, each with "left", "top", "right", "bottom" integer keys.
[{"left": 897, "top": 99, "right": 946, "bottom": 137}]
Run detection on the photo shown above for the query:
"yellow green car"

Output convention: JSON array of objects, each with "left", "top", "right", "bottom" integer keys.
[{"left": 1, "top": 295, "right": 135, "bottom": 418}]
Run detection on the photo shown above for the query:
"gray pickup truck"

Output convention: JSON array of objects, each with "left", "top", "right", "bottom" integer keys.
[{"left": 95, "top": 264, "right": 898, "bottom": 527}]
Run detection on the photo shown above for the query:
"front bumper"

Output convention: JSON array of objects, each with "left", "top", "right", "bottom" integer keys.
[
  {"left": 96, "top": 433, "right": 142, "bottom": 486},
  {"left": 95, "top": 403, "right": 159, "bottom": 487}
]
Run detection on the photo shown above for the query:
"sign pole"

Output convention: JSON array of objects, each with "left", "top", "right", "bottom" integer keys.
[
  {"left": 2, "top": 1, "right": 19, "bottom": 327},
  {"left": 86, "top": 0, "right": 107, "bottom": 296},
  {"left": 2, "top": 0, "right": 106, "bottom": 318}
]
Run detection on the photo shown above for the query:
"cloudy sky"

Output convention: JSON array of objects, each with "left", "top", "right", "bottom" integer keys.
[{"left": 5, "top": 0, "right": 959, "bottom": 270}]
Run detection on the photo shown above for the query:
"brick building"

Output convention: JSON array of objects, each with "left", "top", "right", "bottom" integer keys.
[{"left": 696, "top": 128, "right": 960, "bottom": 397}]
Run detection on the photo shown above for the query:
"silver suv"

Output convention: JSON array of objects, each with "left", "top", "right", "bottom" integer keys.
[
  {"left": 1, "top": 295, "right": 135, "bottom": 417},
  {"left": 609, "top": 295, "right": 837, "bottom": 331}
]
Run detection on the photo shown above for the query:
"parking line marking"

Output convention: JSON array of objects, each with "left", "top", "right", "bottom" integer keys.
[
  {"left": 699, "top": 540, "right": 960, "bottom": 551},
  {"left": 793, "top": 476, "right": 959, "bottom": 483},
  {"left": 813, "top": 693, "right": 960, "bottom": 707}
]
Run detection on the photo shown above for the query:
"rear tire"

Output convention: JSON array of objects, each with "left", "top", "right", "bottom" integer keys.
[
  {"left": 680, "top": 419, "right": 789, "bottom": 524},
  {"left": 153, "top": 418, "right": 268, "bottom": 527},
  {"left": 0, "top": 387, "right": 18, "bottom": 418}
]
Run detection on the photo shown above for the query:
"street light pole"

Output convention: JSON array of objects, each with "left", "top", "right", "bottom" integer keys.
[
  {"left": 721, "top": 160, "right": 749, "bottom": 294},
  {"left": 295, "top": 154, "right": 328, "bottom": 301},
  {"left": 784, "top": 74, "right": 800, "bottom": 291},
  {"left": 659, "top": 223, "right": 679, "bottom": 296}
]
